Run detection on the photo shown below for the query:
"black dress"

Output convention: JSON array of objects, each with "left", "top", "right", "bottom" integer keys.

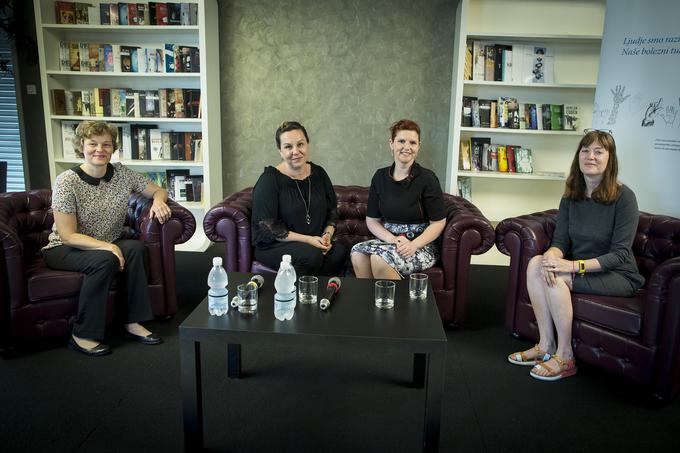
[
  {"left": 351, "top": 162, "right": 446, "bottom": 276},
  {"left": 251, "top": 162, "right": 346, "bottom": 276}
]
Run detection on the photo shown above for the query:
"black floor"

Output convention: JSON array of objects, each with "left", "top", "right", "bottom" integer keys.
[{"left": 2, "top": 248, "right": 679, "bottom": 453}]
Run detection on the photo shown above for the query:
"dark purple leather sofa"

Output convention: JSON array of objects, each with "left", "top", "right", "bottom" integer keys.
[
  {"left": 495, "top": 210, "right": 680, "bottom": 400},
  {"left": 203, "top": 185, "right": 495, "bottom": 326},
  {"left": 0, "top": 190, "right": 196, "bottom": 348}
]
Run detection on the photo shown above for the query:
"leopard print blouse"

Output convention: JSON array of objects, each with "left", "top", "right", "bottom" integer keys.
[{"left": 43, "top": 163, "right": 148, "bottom": 250}]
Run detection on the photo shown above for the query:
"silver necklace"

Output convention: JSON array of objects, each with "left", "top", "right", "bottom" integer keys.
[{"left": 294, "top": 178, "right": 312, "bottom": 224}]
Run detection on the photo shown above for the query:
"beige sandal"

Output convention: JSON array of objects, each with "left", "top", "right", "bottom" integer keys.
[
  {"left": 530, "top": 355, "right": 577, "bottom": 381},
  {"left": 508, "top": 344, "right": 552, "bottom": 366}
]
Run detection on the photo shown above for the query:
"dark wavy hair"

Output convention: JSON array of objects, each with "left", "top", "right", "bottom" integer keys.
[
  {"left": 564, "top": 130, "right": 619, "bottom": 204},
  {"left": 275, "top": 121, "right": 309, "bottom": 149},
  {"left": 389, "top": 119, "right": 420, "bottom": 141}
]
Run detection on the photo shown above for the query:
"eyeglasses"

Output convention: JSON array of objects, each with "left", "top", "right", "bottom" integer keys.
[{"left": 583, "top": 128, "right": 613, "bottom": 136}]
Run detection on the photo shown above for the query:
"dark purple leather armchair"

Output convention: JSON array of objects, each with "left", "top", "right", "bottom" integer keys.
[
  {"left": 203, "top": 185, "right": 495, "bottom": 325},
  {"left": 0, "top": 190, "right": 196, "bottom": 348},
  {"left": 495, "top": 210, "right": 680, "bottom": 400}
]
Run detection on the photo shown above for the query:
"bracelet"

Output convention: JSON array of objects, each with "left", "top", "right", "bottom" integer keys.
[{"left": 578, "top": 259, "right": 586, "bottom": 275}]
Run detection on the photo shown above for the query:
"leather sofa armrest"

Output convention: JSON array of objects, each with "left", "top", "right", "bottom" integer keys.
[
  {"left": 643, "top": 256, "right": 680, "bottom": 398},
  {"left": 204, "top": 197, "right": 253, "bottom": 272},
  {"left": 127, "top": 193, "right": 196, "bottom": 245},
  {"left": 495, "top": 210, "right": 558, "bottom": 258}
]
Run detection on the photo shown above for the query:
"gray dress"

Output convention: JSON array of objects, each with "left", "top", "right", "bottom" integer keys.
[{"left": 551, "top": 184, "right": 645, "bottom": 296}]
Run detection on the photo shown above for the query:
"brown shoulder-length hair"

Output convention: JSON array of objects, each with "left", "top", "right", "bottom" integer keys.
[
  {"left": 564, "top": 130, "right": 620, "bottom": 204},
  {"left": 389, "top": 119, "right": 420, "bottom": 141}
]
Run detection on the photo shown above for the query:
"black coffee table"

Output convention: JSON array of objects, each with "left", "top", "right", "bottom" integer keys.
[{"left": 180, "top": 272, "right": 447, "bottom": 452}]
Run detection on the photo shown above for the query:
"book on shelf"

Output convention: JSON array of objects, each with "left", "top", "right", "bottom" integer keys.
[
  {"left": 119, "top": 2, "right": 129, "bottom": 26},
  {"left": 471, "top": 99, "right": 480, "bottom": 128},
  {"left": 110, "top": 3, "right": 119, "bottom": 25},
  {"left": 142, "top": 171, "right": 168, "bottom": 190},
  {"left": 541, "top": 104, "right": 552, "bottom": 130},
  {"left": 472, "top": 41, "right": 486, "bottom": 81},
  {"left": 484, "top": 45, "right": 495, "bottom": 81},
  {"left": 100, "top": 3, "right": 111, "bottom": 25},
  {"left": 74, "top": 2, "right": 89, "bottom": 24},
  {"left": 87, "top": 5, "right": 99, "bottom": 25},
  {"left": 461, "top": 96, "right": 476, "bottom": 127},
  {"left": 563, "top": 105, "right": 579, "bottom": 131},
  {"left": 470, "top": 137, "right": 489, "bottom": 171},
  {"left": 463, "top": 42, "right": 473, "bottom": 81},
  {"left": 459, "top": 139, "right": 471, "bottom": 171},
  {"left": 166, "top": 168, "right": 191, "bottom": 200},
  {"left": 515, "top": 148, "right": 533, "bottom": 173},
  {"left": 167, "top": 3, "right": 182, "bottom": 25},
  {"left": 502, "top": 47, "right": 513, "bottom": 82},
  {"left": 506, "top": 145, "right": 517, "bottom": 172},
  {"left": 128, "top": 3, "right": 139, "bottom": 25},
  {"left": 61, "top": 120, "right": 81, "bottom": 159},
  {"left": 497, "top": 145, "right": 508, "bottom": 172},
  {"left": 478, "top": 99, "right": 491, "bottom": 128},
  {"left": 494, "top": 44, "right": 510, "bottom": 82},
  {"left": 55, "top": 1, "right": 76, "bottom": 24},
  {"left": 530, "top": 46, "right": 554, "bottom": 84},
  {"left": 457, "top": 177, "right": 472, "bottom": 202},
  {"left": 550, "top": 104, "right": 564, "bottom": 131}
]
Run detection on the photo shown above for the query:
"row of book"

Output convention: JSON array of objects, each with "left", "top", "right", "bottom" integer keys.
[
  {"left": 52, "top": 88, "right": 201, "bottom": 119},
  {"left": 143, "top": 170, "right": 204, "bottom": 202},
  {"left": 460, "top": 138, "right": 535, "bottom": 173},
  {"left": 55, "top": 2, "right": 199, "bottom": 26},
  {"left": 462, "top": 96, "right": 579, "bottom": 131},
  {"left": 457, "top": 177, "right": 472, "bottom": 202},
  {"left": 61, "top": 120, "right": 203, "bottom": 162},
  {"left": 465, "top": 42, "right": 554, "bottom": 84},
  {"left": 59, "top": 42, "right": 199, "bottom": 73}
]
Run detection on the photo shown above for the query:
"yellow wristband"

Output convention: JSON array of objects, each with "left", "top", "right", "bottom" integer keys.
[{"left": 578, "top": 260, "right": 586, "bottom": 274}]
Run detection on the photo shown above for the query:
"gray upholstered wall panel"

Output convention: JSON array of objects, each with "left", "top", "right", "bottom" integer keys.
[{"left": 218, "top": 0, "right": 456, "bottom": 196}]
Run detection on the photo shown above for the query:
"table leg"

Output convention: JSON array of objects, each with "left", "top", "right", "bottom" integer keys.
[
  {"left": 181, "top": 339, "right": 203, "bottom": 452},
  {"left": 422, "top": 347, "right": 445, "bottom": 453},
  {"left": 412, "top": 353, "right": 427, "bottom": 389},
  {"left": 228, "top": 343, "right": 241, "bottom": 379}
]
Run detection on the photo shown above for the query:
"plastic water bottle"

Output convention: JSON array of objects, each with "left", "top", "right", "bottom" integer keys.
[
  {"left": 274, "top": 254, "right": 296, "bottom": 321},
  {"left": 208, "top": 257, "right": 229, "bottom": 316}
]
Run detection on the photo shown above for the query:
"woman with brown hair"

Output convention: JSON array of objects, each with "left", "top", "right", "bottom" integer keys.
[{"left": 507, "top": 129, "right": 644, "bottom": 381}]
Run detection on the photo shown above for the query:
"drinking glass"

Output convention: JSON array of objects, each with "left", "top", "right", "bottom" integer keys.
[
  {"left": 236, "top": 283, "right": 258, "bottom": 314},
  {"left": 298, "top": 276, "right": 318, "bottom": 304},
  {"left": 375, "top": 280, "right": 396, "bottom": 309},
  {"left": 409, "top": 273, "right": 428, "bottom": 300}
]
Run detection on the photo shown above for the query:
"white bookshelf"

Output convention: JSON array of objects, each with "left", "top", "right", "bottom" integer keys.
[
  {"left": 446, "top": 0, "right": 605, "bottom": 264},
  {"left": 34, "top": 0, "right": 222, "bottom": 251}
]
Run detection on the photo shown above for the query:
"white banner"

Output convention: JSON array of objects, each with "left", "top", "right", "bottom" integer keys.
[{"left": 593, "top": 0, "right": 680, "bottom": 216}]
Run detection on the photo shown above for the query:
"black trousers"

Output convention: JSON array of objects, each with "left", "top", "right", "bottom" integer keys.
[
  {"left": 255, "top": 241, "right": 347, "bottom": 277},
  {"left": 43, "top": 239, "right": 154, "bottom": 340}
]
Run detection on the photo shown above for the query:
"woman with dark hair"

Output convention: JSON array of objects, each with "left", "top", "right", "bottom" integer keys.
[
  {"left": 351, "top": 119, "right": 446, "bottom": 279},
  {"left": 507, "top": 129, "right": 645, "bottom": 381},
  {"left": 42, "top": 120, "right": 170, "bottom": 356},
  {"left": 251, "top": 121, "right": 346, "bottom": 276}
]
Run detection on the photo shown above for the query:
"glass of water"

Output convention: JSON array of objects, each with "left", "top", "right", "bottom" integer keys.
[
  {"left": 375, "top": 280, "right": 396, "bottom": 309},
  {"left": 409, "top": 273, "right": 428, "bottom": 300},
  {"left": 236, "top": 283, "right": 258, "bottom": 314},
  {"left": 298, "top": 276, "right": 318, "bottom": 304}
]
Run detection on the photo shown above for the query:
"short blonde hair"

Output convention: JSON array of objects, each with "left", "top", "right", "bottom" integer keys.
[{"left": 73, "top": 120, "right": 119, "bottom": 156}]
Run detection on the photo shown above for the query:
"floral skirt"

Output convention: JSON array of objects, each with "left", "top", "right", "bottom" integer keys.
[{"left": 351, "top": 222, "right": 439, "bottom": 277}]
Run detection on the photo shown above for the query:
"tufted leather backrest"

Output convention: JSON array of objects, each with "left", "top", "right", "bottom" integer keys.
[
  {"left": 634, "top": 212, "right": 680, "bottom": 281},
  {"left": 0, "top": 190, "right": 54, "bottom": 260}
]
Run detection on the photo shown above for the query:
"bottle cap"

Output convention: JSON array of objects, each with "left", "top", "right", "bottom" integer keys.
[
  {"left": 212, "top": 257, "right": 222, "bottom": 266},
  {"left": 282, "top": 254, "right": 291, "bottom": 263}
]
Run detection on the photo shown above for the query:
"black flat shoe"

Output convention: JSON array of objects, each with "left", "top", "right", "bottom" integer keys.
[
  {"left": 68, "top": 337, "right": 112, "bottom": 357},
  {"left": 123, "top": 331, "right": 163, "bottom": 345}
]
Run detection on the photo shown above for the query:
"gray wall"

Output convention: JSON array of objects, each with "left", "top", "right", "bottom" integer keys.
[{"left": 218, "top": 0, "right": 456, "bottom": 195}]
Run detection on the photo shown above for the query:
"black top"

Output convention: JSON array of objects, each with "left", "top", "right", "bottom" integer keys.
[
  {"left": 367, "top": 163, "right": 446, "bottom": 223},
  {"left": 552, "top": 184, "right": 644, "bottom": 288},
  {"left": 251, "top": 162, "right": 339, "bottom": 249}
]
